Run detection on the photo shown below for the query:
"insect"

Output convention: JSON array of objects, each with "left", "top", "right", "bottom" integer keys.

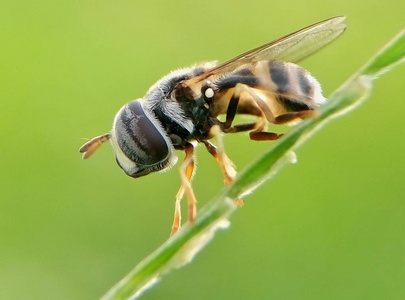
[{"left": 79, "top": 16, "right": 346, "bottom": 235}]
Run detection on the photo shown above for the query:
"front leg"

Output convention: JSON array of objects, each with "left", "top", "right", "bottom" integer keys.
[{"left": 171, "top": 142, "right": 196, "bottom": 235}]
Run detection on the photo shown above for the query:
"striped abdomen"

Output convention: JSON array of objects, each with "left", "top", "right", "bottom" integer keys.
[
  {"left": 212, "top": 60, "right": 325, "bottom": 117},
  {"left": 266, "top": 61, "right": 325, "bottom": 107}
]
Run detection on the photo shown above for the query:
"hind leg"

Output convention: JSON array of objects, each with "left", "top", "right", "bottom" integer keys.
[
  {"left": 274, "top": 110, "right": 318, "bottom": 124},
  {"left": 220, "top": 83, "right": 283, "bottom": 140}
]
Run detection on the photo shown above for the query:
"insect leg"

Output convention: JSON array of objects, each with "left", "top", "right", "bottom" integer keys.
[
  {"left": 229, "top": 84, "right": 284, "bottom": 141},
  {"left": 171, "top": 188, "right": 183, "bottom": 235},
  {"left": 224, "top": 122, "right": 257, "bottom": 133},
  {"left": 79, "top": 133, "right": 111, "bottom": 159},
  {"left": 202, "top": 139, "right": 236, "bottom": 186},
  {"left": 237, "top": 85, "right": 318, "bottom": 135},
  {"left": 171, "top": 142, "right": 197, "bottom": 235},
  {"left": 236, "top": 84, "right": 276, "bottom": 123},
  {"left": 274, "top": 110, "right": 318, "bottom": 124},
  {"left": 221, "top": 83, "right": 274, "bottom": 130},
  {"left": 204, "top": 126, "right": 244, "bottom": 207},
  {"left": 249, "top": 131, "right": 283, "bottom": 141},
  {"left": 222, "top": 95, "right": 240, "bottom": 130}
]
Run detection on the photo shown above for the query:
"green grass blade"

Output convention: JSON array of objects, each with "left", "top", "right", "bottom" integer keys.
[
  {"left": 362, "top": 28, "right": 405, "bottom": 76},
  {"left": 101, "top": 28, "right": 405, "bottom": 300}
]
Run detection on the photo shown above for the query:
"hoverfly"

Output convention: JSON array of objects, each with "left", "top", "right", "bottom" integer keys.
[{"left": 79, "top": 16, "right": 346, "bottom": 235}]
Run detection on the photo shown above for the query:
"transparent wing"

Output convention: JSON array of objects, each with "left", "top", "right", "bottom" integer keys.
[{"left": 185, "top": 16, "right": 346, "bottom": 84}]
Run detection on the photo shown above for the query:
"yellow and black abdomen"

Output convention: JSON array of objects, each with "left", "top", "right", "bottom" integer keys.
[
  {"left": 211, "top": 60, "right": 325, "bottom": 119},
  {"left": 264, "top": 60, "right": 325, "bottom": 109}
]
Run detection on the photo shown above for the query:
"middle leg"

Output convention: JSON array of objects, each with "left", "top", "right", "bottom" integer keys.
[{"left": 202, "top": 127, "right": 236, "bottom": 186}]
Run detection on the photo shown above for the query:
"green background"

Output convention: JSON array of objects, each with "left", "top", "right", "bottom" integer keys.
[{"left": 1, "top": 1, "right": 404, "bottom": 299}]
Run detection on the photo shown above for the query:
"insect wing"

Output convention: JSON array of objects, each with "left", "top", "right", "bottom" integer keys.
[
  {"left": 264, "top": 16, "right": 346, "bottom": 63},
  {"left": 185, "top": 16, "right": 346, "bottom": 84}
]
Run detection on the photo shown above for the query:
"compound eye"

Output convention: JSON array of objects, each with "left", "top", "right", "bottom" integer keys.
[{"left": 113, "top": 100, "right": 170, "bottom": 167}]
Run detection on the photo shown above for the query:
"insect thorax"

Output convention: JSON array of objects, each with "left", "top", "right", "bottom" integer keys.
[{"left": 142, "top": 67, "right": 214, "bottom": 149}]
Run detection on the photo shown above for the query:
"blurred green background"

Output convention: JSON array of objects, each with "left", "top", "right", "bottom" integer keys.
[{"left": 1, "top": 0, "right": 404, "bottom": 299}]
